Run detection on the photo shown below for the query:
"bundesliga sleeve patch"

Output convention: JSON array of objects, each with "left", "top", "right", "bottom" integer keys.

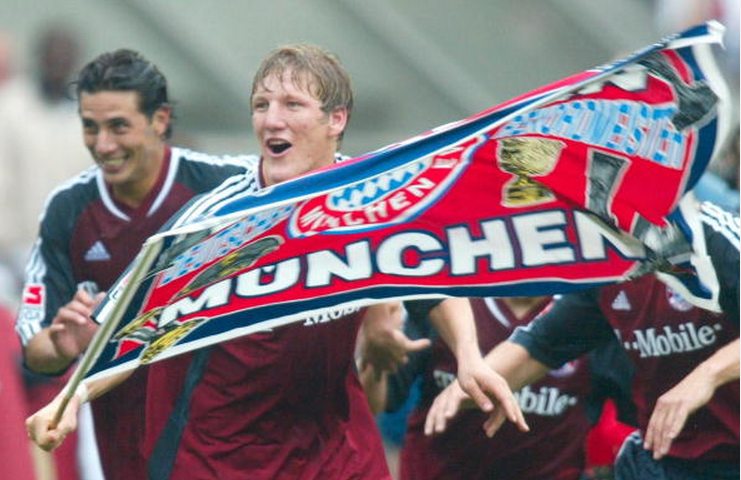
[{"left": 22, "top": 284, "right": 45, "bottom": 306}]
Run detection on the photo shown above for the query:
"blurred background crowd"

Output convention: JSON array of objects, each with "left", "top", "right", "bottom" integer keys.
[{"left": 0, "top": 0, "right": 737, "bottom": 479}]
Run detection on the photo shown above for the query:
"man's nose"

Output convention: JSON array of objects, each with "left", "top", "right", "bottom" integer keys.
[
  {"left": 263, "top": 104, "right": 287, "bottom": 129},
  {"left": 95, "top": 130, "right": 117, "bottom": 155}
]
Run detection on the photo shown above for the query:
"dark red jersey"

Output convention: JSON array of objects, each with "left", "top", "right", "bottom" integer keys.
[
  {"left": 144, "top": 305, "right": 390, "bottom": 480},
  {"left": 392, "top": 297, "right": 623, "bottom": 480},
  {"left": 142, "top": 157, "right": 389, "bottom": 480},
  {"left": 16, "top": 147, "right": 255, "bottom": 480},
  {"left": 513, "top": 274, "right": 739, "bottom": 463}
]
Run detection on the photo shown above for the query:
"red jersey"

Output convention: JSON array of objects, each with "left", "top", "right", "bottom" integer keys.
[
  {"left": 142, "top": 157, "right": 389, "bottom": 480},
  {"left": 513, "top": 274, "right": 739, "bottom": 462},
  {"left": 144, "top": 306, "right": 390, "bottom": 480}
]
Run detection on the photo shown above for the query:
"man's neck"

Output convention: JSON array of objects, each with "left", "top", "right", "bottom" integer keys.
[{"left": 501, "top": 296, "right": 549, "bottom": 320}]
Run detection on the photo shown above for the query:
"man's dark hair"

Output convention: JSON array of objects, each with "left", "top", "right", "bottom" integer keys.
[{"left": 75, "top": 49, "right": 173, "bottom": 138}]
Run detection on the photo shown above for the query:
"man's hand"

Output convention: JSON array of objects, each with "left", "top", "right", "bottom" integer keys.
[
  {"left": 643, "top": 338, "right": 740, "bottom": 459},
  {"left": 360, "top": 303, "right": 431, "bottom": 374},
  {"left": 425, "top": 298, "right": 528, "bottom": 436},
  {"left": 454, "top": 350, "right": 528, "bottom": 436},
  {"left": 49, "top": 289, "right": 104, "bottom": 360},
  {"left": 424, "top": 360, "right": 528, "bottom": 438},
  {"left": 26, "top": 389, "right": 83, "bottom": 451},
  {"left": 643, "top": 374, "right": 710, "bottom": 459},
  {"left": 424, "top": 379, "right": 473, "bottom": 436}
]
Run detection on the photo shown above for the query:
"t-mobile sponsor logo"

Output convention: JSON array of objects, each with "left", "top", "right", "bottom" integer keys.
[
  {"left": 622, "top": 322, "right": 722, "bottom": 358},
  {"left": 514, "top": 385, "right": 578, "bottom": 416}
]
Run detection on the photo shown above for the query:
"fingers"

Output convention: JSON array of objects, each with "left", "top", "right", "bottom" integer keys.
[
  {"left": 55, "top": 305, "right": 90, "bottom": 326},
  {"left": 26, "top": 403, "right": 77, "bottom": 452},
  {"left": 458, "top": 370, "right": 529, "bottom": 433},
  {"left": 483, "top": 409, "right": 507, "bottom": 438},
  {"left": 645, "top": 401, "right": 687, "bottom": 459},
  {"left": 424, "top": 391, "right": 451, "bottom": 436},
  {"left": 55, "top": 289, "right": 105, "bottom": 326},
  {"left": 460, "top": 377, "right": 493, "bottom": 413},
  {"left": 424, "top": 381, "right": 467, "bottom": 436},
  {"left": 404, "top": 337, "right": 432, "bottom": 354}
]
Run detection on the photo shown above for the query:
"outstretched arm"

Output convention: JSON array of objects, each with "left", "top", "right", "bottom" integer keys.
[
  {"left": 427, "top": 299, "right": 529, "bottom": 434},
  {"left": 644, "top": 337, "right": 740, "bottom": 459},
  {"left": 26, "top": 369, "right": 132, "bottom": 451},
  {"left": 425, "top": 340, "right": 545, "bottom": 436}
]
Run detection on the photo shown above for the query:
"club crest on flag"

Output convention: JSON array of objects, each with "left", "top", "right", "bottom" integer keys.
[{"left": 289, "top": 146, "right": 473, "bottom": 237}]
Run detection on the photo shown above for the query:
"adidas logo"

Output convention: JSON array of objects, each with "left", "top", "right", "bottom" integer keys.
[
  {"left": 611, "top": 290, "right": 631, "bottom": 311},
  {"left": 84, "top": 241, "right": 111, "bottom": 262}
]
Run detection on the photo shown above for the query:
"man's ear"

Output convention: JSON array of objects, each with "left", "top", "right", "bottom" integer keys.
[
  {"left": 151, "top": 107, "right": 172, "bottom": 138},
  {"left": 328, "top": 107, "right": 348, "bottom": 138}
]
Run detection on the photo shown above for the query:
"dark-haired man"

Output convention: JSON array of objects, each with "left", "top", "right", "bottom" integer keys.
[{"left": 16, "top": 49, "right": 255, "bottom": 480}]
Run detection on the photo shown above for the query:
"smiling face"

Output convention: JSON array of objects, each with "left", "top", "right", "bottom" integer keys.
[
  {"left": 80, "top": 90, "right": 169, "bottom": 205},
  {"left": 251, "top": 69, "right": 348, "bottom": 187}
]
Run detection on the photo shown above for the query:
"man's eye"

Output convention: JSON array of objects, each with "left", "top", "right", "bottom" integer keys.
[
  {"left": 109, "top": 121, "right": 129, "bottom": 133},
  {"left": 252, "top": 102, "right": 268, "bottom": 111},
  {"left": 286, "top": 101, "right": 302, "bottom": 108}
]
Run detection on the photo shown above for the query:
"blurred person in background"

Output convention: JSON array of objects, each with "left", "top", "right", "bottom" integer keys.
[
  {"left": 0, "top": 26, "right": 90, "bottom": 264},
  {"left": 694, "top": 126, "right": 739, "bottom": 213},
  {"left": 0, "top": 27, "right": 91, "bottom": 480},
  {"left": 0, "top": 261, "right": 35, "bottom": 480}
]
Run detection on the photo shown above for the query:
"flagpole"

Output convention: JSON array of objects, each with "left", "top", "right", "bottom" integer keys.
[{"left": 50, "top": 239, "right": 162, "bottom": 429}]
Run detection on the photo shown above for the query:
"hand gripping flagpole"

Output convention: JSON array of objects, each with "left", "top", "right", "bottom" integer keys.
[{"left": 50, "top": 239, "right": 163, "bottom": 429}]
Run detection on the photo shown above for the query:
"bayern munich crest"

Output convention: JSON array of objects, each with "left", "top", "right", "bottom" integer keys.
[{"left": 288, "top": 152, "right": 471, "bottom": 237}]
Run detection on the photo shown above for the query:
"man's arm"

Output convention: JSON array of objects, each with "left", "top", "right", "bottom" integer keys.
[
  {"left": 644, "top": 337, "right": 740, "bottom": 459},
  {"left": 424, "top": 340, "right": 547, "bottom": 436},
  {"left": 425, "top": 290, "right": 612, "bottom": 436},
  {"left": 700, "top": 203, "right": 740, "bottom": 319},
  {"left": 27, "top": 369, "right": 133, "bottom": 451},
  {"left": 16, "top": 198, "right": 85, "bottom": 373},
  {"left": 427, "top": 297, "right": 528, "bottom": 432}
]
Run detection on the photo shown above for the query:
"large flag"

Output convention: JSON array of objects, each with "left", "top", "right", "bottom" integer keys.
[{"left": 80, "top": 22, "right": 730, "bottom": 383}]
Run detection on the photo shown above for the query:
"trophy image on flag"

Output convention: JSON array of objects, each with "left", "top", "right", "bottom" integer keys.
[{"left": 497, "top": 137, "right": 563, "bottom": 206}]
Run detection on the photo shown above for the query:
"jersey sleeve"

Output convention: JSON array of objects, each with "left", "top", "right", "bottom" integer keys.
[
  {"left": 15, "top": 195, "right": 77, "bottom": 346},
  {"left": 510, "top": 289, "right": 617, "bottom": 369},
  {"left": 585, "top": 337, "right": 638, "bottom": 426},
  {"left": 699, "top": 202, "right": 740, "bottom": 322}
]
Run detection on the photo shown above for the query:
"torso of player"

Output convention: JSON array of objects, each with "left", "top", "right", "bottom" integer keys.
[
  {"left": 60, "top": 147, "right": 250, "bottom": 480},
  {"left": 69, "top": 148, "right": 251, "bottom": 290},
  {"left": 144, "top": 305, "right": 393, "bottom": 480},
  {"left": 404, "top": 297, "right": 593, "bottom": 480},
  {"left": 597, "top": 274, "right": 739, "bottom": 461}
]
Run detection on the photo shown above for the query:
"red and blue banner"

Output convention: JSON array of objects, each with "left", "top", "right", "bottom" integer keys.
[{"left": 81, "top": 22, "right": 730, "bottom": 382}]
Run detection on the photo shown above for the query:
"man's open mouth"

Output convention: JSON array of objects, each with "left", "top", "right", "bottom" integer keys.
[{"left": 267, "top": 140, "right": 292, "bottom": 155}]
